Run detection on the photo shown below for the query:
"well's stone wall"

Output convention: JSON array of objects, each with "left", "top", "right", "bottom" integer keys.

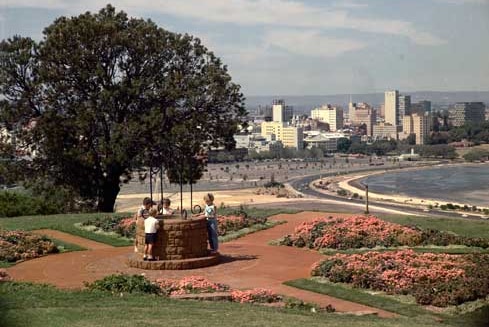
[{"left": 135, "top": 215, "right": 209, "bottom": 260}]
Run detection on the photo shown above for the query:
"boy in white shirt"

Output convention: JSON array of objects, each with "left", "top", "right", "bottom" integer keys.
[
  {"left": 134, "top": 197, "right": 154, "bottom": 252},
  {"left": 144, "top": 208, "right": 160, "bottom": 261}
]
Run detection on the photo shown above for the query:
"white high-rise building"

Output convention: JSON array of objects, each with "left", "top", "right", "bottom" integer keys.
[
  {"left": 311, "top": 105, "right": 344, "bottom": 132},
  {"left": 272, "top": 99, "right": 293, "bottom": 123},
  {"left": 261, "top": 121, "right": 303, "bottom": 150},
  {"left": 384, "top": 90, "right": 399, "bottom": 126}
]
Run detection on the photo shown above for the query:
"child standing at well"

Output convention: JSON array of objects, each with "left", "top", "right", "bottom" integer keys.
[
  {"left": 203, "top": 193, "right": 218, "bottom": 253},
  {"left": 134, "top": 197, "right": 154, "bottom": 252},
  {"left": 144, "top": 208, "right": 159, "bottom": 261}
]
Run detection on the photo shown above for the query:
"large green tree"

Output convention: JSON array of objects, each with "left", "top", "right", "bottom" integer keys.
[{"left": 0, "top": 5, "right": 246, "bottom": 212}]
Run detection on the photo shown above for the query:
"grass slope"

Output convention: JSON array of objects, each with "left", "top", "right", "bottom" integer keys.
[
  {"left": 0, "top": 282, "right": 455, "bottom": 327},
  {"left": 285, "top": 279, "right": 489, "bottom": 327},
  {"left": 379, "top": 214, "right": 489, "bottom": 239}
]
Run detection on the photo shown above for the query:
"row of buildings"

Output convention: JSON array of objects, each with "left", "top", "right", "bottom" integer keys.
[{"left": 236, "top": 93, "right": 487, "bottom": 154}]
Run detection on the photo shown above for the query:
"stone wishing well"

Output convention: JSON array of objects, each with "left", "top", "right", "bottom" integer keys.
[{"left": 127, "top": 215, "right": 220, "bottom": 270}]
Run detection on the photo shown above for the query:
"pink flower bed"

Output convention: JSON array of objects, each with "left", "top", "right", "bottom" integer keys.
[
  {"left": 312, "top": 250, "right": 489, "bottom": 306},
  {"left": 155, "top": 276, "right": 281, "bottom": 304},
  {"left": 281, "top": 215, "right": 424, "bottom": 249},
  {"left": 156, "top": 276, "right": 229, "bottom": 295},
  {"left": 0, "top": 230, "right": 58, "bottom": 262},
  {"left": 231, "top": 288, "right": 281, "bottom": 304}
]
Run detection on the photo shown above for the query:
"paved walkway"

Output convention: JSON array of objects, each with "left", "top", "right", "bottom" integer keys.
[{"left": 7, "top": 212, "right": 396, "bottom": 318}]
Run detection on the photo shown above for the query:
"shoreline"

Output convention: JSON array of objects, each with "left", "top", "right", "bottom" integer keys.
[{"left": 337, "top": 162, "right": 489, "bottom": 211}]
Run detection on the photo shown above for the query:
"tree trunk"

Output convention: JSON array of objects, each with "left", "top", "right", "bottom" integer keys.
[{"left": 97, "top": 177, "right": 121, "bottom": 212}]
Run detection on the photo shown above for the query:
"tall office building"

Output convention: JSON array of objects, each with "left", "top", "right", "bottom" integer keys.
[
  {"left": 311, "top": 105, "right": 344, "bottom": 131},
  {"left": 411, "top": 100, "right": 431, "bottom": 114},
  {"left": 398, "top": 95, "right": 411, "bottom": 119},
  {"left": 402, "top": 113, "right": 430, "bottom": 145},
  {"left": 261, "top": 121, "right": 303, "bottom": 150},
  {"left": 449, "top": 102, "right": 486, "bottom": 127},
  {"left": 272, "top": 99, "right": 293, "bottom": 123},
  {"left": 351, "top": 103, "right": 376, "bottom": 136},
  {"left": 384, "top": 90, "right": 399, "bottom": 126}
]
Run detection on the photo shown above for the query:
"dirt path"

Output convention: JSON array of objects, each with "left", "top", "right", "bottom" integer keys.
[
  {"left": 32, "top": 229, "right": 114, "bottom": 250},
  {"left": 8, "top": 212, "right": 396, "bottom": 318}
]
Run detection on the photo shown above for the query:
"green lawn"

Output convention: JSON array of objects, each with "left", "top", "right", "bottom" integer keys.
[
  {"left": 0, "top": 213, "right": 132, "bottom": 246},
  {"left": 285, "top": 279, "right": 489, "bottom": 327},
  {"left": 218, "top": 206, "right": 300, "bottom": 219},
  {"left": 378, "top": 214, "right": 489, "bottom": 239},
  {"left": 0, "top": 282, "right": 463, "bottom": 327},
  {"left": 219, "top": 221, "right": 285, "bottom": 243}
]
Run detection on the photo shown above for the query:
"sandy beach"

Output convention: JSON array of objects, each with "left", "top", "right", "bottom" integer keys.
[{"left": 315, "top": 164, "right": 489, "bottom": 212}]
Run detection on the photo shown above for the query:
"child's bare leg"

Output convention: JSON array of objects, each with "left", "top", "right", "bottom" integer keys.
[{"left": 148, "top": 244, "right": 153, "bottom": 259}]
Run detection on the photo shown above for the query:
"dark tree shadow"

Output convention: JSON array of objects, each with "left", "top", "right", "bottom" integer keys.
[{"left": 218, "top": 254, "right": 258, "bottom": 264}]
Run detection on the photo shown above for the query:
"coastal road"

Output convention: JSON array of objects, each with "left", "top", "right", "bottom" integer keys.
[{"left": 287, "top": 173, "right": 485, "bottom": 220}]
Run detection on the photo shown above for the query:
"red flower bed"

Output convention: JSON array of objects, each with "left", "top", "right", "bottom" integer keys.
[
  {"left": 231, "top": 288, "right": 281, "bottom": 304},
  {"left": 155, "top": 276, "right": 281, "bottom": 304},
  {"left": 281, "top": 215, "right": 423, "bottom": 249},
  {"left": 312, "top": 250, "right": 489, "bottom": 306},
  {"left": 0, "top": 230, "right": 58, "bottom": 262},
  {"left": 280, "top": 215, "right": 489, "bottom": 250},
  {"left": 156, "top": 276, "right": 229, "bottom": 295}
]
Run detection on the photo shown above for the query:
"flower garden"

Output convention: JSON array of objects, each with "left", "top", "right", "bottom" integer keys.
[
  {"left": 279, "top": 215, "right": 489, "bottom": 308},
  {"left": 0, "top": 229, "right": 58, "bottom": 263},
  {"left": 280, "top": 215, "right": 489, "bottom": 250},
  {"left": 80, "top": 214, "right": 271, "bottom": 239},
  {"left": 312, "top": 250, "right": 489, "bottom": 307},
  {"left": 88, "top": 274, "right": 290, "bottom": 306}
]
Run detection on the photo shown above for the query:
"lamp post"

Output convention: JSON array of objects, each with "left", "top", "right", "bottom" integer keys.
[{"left": 365, "top": 183, "right": 369, "bottom": 215}]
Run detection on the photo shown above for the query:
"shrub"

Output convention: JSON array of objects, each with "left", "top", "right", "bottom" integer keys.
[
  {"left": 231, "top": 288, "right": 281, "bottom": 304},
  {"left": 156, "top": 276, "right": 228, "bottom": 296},
  {"left": 312, "top": 251, "right": 489, "bottom": 307},
  {"left": 0, "top": 229, "right": 58, "bottom": 262},
  {"left": 0, "top": 269, "right": 10, "bottom": 282},
  {"left": 280, "top": 215, "right": 489, "bottom": 250},
  {"left": 84, "top": 274, "right": 160, "bottom": 294},
  {"left": 336, "top": 189, "right": 347, "bottom": 196},
  {"left": 81, "top": 215, "right": 134, "bottom": 238}
]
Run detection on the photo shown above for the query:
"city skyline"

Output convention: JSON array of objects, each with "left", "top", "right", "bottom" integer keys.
[{"left": 1, "top": 0, "right": 488, "bottom": 96}]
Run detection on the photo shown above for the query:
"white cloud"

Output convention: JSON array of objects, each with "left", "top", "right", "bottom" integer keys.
[
  {"left": 1, "top": 0, "right": 446, "bottom": 46},
  {"left": 433, "top": 0, "right": 489, "bottom": 4},
  {"left": 265, "top": 29, "right": 367, "bottom": 57},
  {"left": 332, "top": 1, "right": 368, "bottom": 9}
]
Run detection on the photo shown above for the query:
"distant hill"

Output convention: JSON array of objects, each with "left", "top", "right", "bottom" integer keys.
[{"left": 245, "top": 91, "right": 489, "bottom": 115}]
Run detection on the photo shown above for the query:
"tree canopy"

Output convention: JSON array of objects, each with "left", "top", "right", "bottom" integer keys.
[{"left": 0, "top": 5, "right": 246, "bottom": 212}]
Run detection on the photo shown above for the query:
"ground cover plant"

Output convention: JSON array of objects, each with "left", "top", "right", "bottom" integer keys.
[
  {"left": 279, "top": 215, "right": 489, "bottom": 250},
  {"left": 0, "top": 229, "right": 58, "bottom": 263},
  {"left": 311, "top": 250, "right": 489, "bottom": 307},
  {"left": 86, "top": 274, "right": 283, "bottom": 306}
]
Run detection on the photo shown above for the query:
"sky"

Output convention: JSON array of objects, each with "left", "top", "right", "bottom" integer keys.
[{"left": 0, "top": 0, "right": 488, "bottom": 96}]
